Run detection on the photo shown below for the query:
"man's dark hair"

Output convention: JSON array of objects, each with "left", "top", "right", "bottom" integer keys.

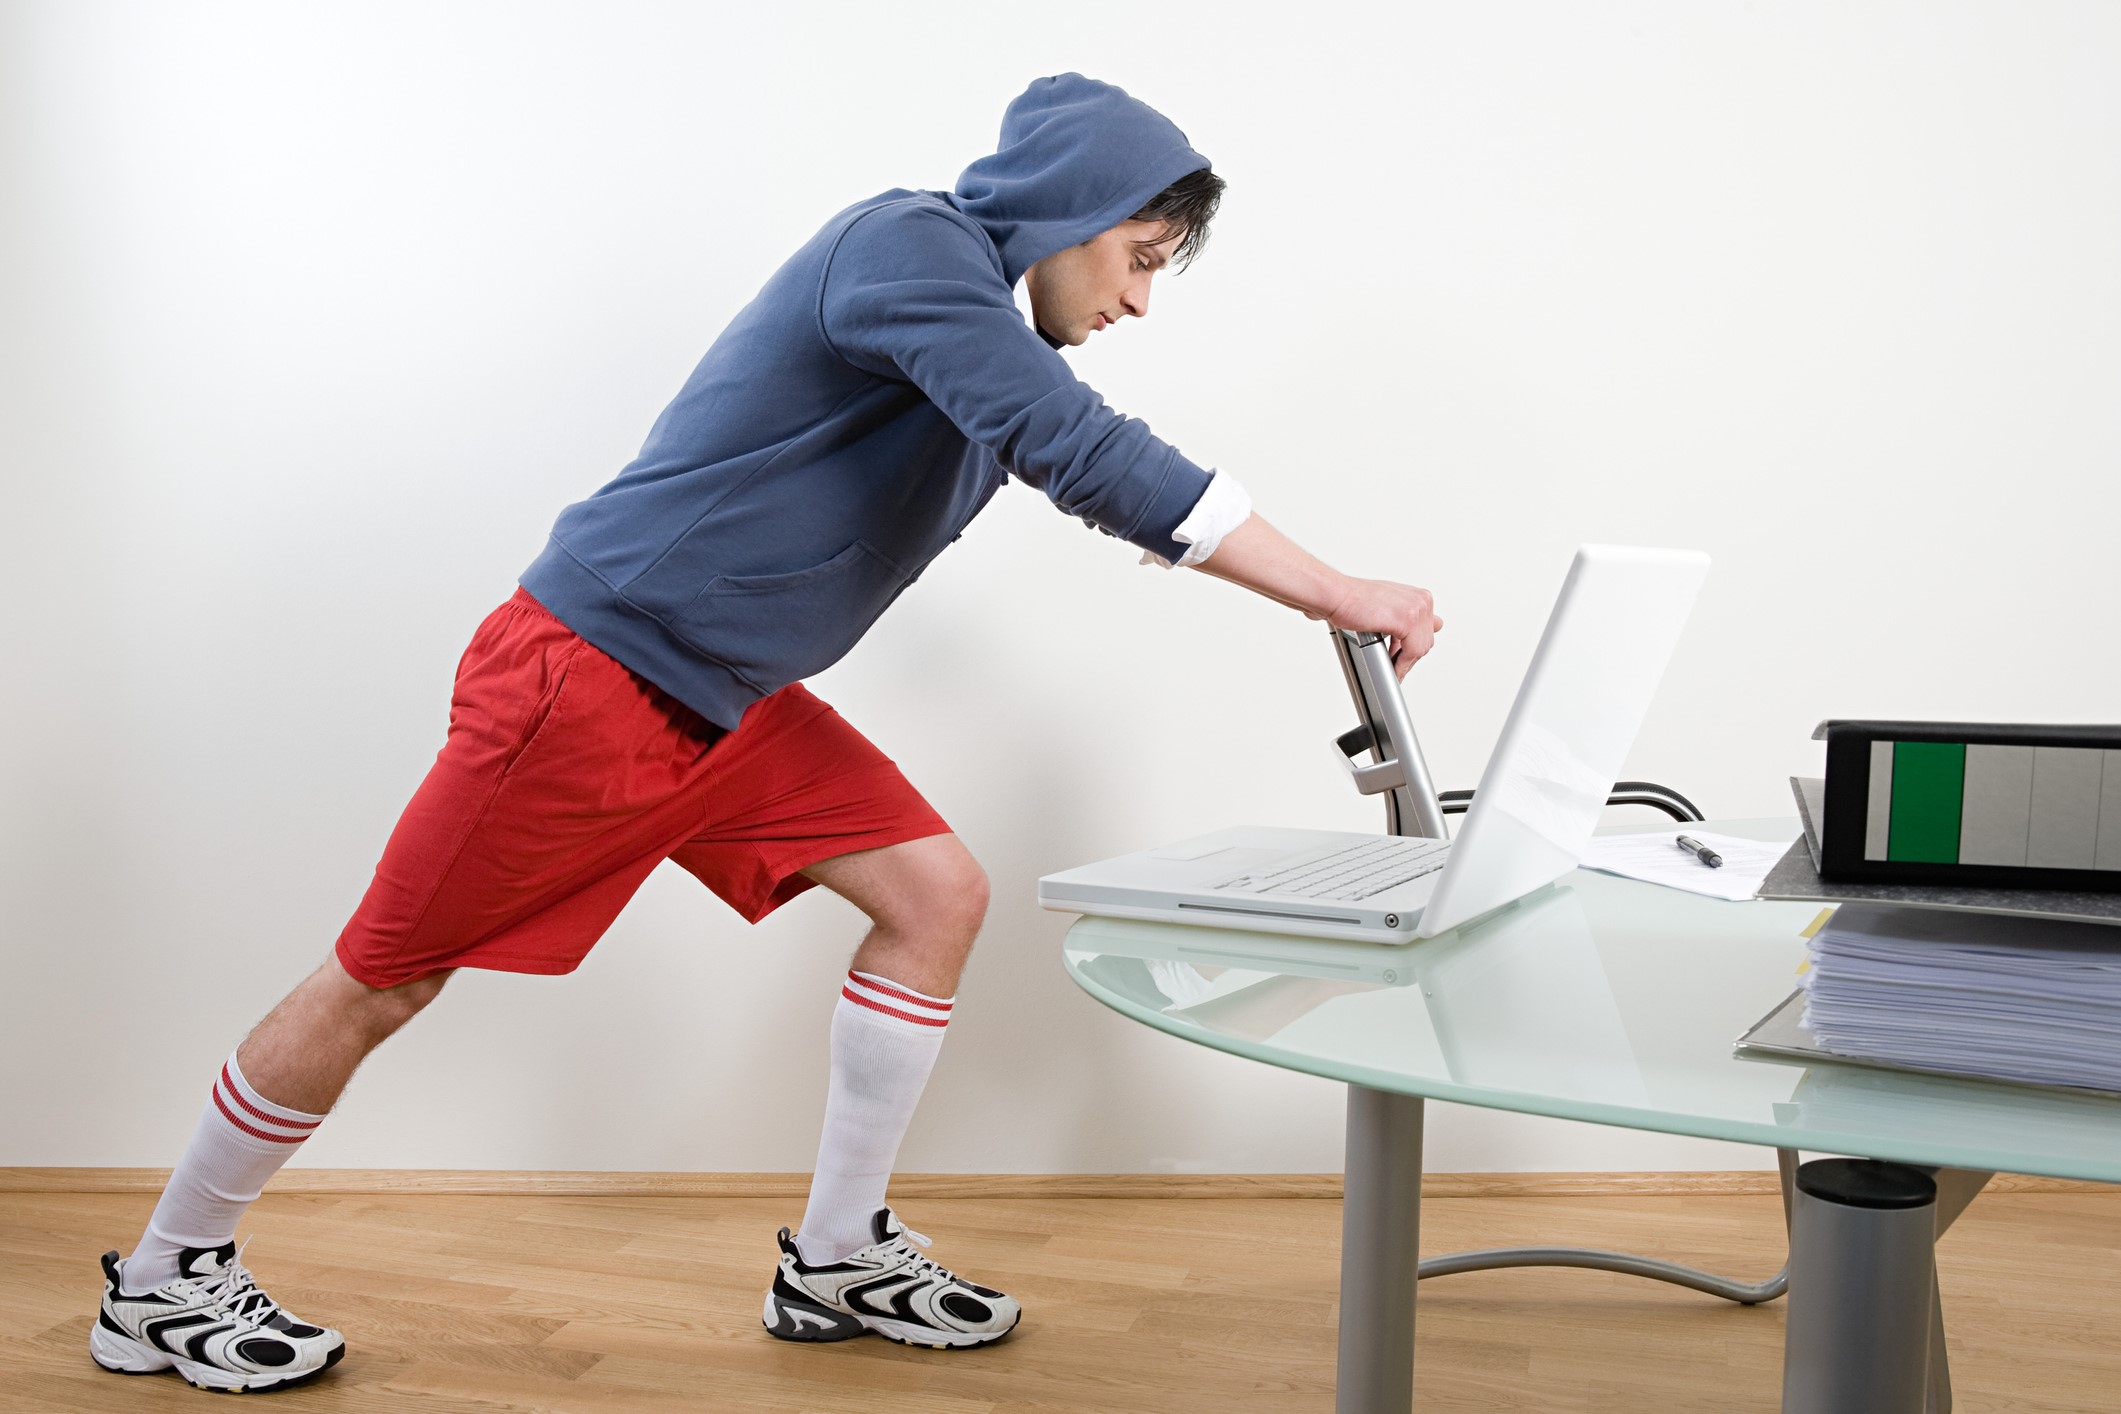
[{"left": 1130, "top": 167, "right": 1225, "bottom": 271}]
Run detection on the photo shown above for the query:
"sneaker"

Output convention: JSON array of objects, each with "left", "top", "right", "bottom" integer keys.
[
  {"left": 762, "top": 1209, "right": 1021, "bottom": 1349},
  {"left": 91, "top": 1240, "right": 346, "bottom": 1392}
]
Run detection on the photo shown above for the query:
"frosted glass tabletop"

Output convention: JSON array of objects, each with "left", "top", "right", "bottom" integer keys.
[{"left": 1060, "top": 819, "right": 2121, "bottom": 1183}]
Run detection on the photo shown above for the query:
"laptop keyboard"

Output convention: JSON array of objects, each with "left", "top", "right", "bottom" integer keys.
[{"left": 1213, "top": 836, "right": 1452, "bottom": 902}]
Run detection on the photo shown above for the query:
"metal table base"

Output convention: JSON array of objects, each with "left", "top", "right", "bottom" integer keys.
[{"left": 1334, "top": 1083, "right": 1991, "bottom": 1412}]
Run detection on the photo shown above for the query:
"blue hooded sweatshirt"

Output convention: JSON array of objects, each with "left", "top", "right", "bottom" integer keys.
[{"left": 518, "top": 74, "right": 1217, "bottom": 731}]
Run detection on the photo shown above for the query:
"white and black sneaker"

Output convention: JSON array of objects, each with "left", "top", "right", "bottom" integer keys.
[
  {"left": 91, "top": 1241, "right": 346, "bottom": 1392},
  {"left": 762, "top": 1209, "right": 1022, "bottom": 1349}
]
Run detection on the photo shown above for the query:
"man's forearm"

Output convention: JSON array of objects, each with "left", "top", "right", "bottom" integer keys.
[
  {"left": 1192, "top": 512, "right": 1443, "bottom": 679},
  {"left": 1191, "top": 513, "right": 1349, "bottom": 619}
]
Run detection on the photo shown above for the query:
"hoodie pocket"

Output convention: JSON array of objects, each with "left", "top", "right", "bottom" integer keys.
[{"left": 666, "top": 539, "right": 911, "bottom": 692}]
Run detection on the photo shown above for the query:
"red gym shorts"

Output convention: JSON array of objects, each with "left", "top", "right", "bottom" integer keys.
[{"left": 334, "top": 588, "right": 952, "bottom": 988}]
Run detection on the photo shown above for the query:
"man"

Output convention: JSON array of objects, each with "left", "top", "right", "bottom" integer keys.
[{"left": 92, "top": 72, "right": 1441, "bottom": 1390}]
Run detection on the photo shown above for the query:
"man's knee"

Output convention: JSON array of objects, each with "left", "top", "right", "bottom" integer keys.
[
  {"left": 321, "top": 954, "right": 452, "bottom": 1037},
  {"left": 948, "top": 858, "right": 991, "bottom": 938},
  {"left": 378, "top": 968, "right": 452, "bottom": 1019},
  {"left": 909, "top": 844, "right": 987, "bottom": 939},
  {"left": 804, "top": 833, "right": 991, "bottom": 943}
]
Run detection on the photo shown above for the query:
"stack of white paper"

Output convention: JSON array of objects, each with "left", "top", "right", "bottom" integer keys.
[{"left": 1802, "top": 904, "right": 2121, "bottom": 1092}]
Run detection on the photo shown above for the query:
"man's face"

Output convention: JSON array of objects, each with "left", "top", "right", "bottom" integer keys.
[{"left": 1025, "top": 219, "right": 1183, "bottom": 347}]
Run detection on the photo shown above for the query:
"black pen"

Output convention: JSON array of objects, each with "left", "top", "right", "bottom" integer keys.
[{"left": 1675, "top": 834, "right": 1723, "bottom": 868}]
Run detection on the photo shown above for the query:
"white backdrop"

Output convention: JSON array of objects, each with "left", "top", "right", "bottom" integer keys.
[{"left": 4, "top": 1, "right": 2116, "bottom": 1175}]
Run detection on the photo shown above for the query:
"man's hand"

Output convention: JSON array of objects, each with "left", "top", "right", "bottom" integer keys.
[
  {"left": 1317, "top": 577, "right": 1443, "bottom": 679},
  {"left": 1192, "top": 513, "right": 1444, "bottom": 680}
]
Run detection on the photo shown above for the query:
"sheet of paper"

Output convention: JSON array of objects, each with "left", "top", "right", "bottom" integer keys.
[{"left": 1578, "top": 830, "right": 1796, "bottom": 902}]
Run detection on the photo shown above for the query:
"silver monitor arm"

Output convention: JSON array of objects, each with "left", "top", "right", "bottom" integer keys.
[{"left": 1328, "top": 629, "right": 1451, "bottom": 840}]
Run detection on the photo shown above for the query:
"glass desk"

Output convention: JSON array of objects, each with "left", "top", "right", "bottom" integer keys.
[{"left": 1060, "top": 819, "right": 2121, "bottom": 1412}]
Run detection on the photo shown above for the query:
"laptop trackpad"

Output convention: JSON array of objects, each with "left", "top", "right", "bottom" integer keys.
[{"left": 1149, "top": 844, "right": 1283, "bottom": 877}]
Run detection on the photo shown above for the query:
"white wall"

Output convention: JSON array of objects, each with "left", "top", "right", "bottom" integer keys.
[{"left": 4, "top": 1, "right": 2116, "bottom": 1175}]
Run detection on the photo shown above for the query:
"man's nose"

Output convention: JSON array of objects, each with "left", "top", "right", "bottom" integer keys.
[{"left": 1121, "top": 275, "right": 1151, "bottom": 319}]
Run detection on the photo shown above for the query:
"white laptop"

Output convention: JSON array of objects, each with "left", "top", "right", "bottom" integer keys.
[{"left": 1037, "top": 544, "right": 1710, "bottom": 944}]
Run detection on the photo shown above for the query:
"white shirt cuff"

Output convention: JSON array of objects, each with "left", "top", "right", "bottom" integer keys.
[{"left": 1139, "top": 469, "right": 1253, "bottom": 569}]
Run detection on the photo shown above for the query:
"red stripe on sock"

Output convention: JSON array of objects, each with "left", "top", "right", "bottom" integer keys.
[
  {"left": 218, "top": 1065, "right": 321, "bottom": 1130},
  {"left": 841, "top": 985, "right": 949, "bottom": 1027},
  {"left": 212, "top": 1085, "right": 310, "bottom": 1145},
  {"left": 846, "top": 972, "right": 953, "bottom": 1012}
]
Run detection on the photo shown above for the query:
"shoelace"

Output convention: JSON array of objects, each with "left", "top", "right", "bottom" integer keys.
[
  {"left": 194, "top": 1238, "right": 284, "bottom": 1328},
  {"left": 883, "top": 1223, "right": 958, "bottom": 1285}
]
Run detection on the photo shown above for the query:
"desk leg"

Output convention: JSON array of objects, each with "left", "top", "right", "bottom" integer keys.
[
  {"left": 1782, "top": 1160, "right": 1939, "bottom": 1414},
  {"left": 1921, "top": 1168, "right": 1993, "bottom": 1414},
  {"left": 1338, "top": 1085, "right": 1424, "bottom": 1414}
]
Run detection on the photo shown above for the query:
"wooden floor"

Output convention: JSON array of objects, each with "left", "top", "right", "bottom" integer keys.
[{"left": 5, "top": 1188, "right": 2118, "bottom": 1412}]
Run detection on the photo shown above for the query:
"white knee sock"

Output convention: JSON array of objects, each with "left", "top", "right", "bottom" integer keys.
[
  {"left": 123, "top": 1053, "right": 325, "bottom": 1293},
  {"left": 796, "top": 969, "right": 953, "bottom": 1264}
]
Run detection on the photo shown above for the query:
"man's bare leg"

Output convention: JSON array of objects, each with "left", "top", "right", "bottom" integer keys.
[
  {"left": 764, "top": 832, "right": 1020, "bottom": 1346},
  {"left": 791, "top": 835, "right": 984, "bottom": 1241},
  {"left": 806, "top": 833, "right": 990, "bottom": 999},
  {"left": 96, "top": 953, "right": 457, "bottom": 1388},
  {"left": 121, "top": 954, "right": 451, "bottom": 1290},
  {"left": 235, "top": 954, "right": 454, "bottom": 1115}
]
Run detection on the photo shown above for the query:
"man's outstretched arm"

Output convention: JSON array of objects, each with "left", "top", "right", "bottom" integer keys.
[{"left": 1192, "top": 514, "right": 1443, "bottom": 680}]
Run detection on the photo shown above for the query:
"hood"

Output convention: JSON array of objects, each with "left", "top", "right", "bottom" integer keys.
[{"left": 949, "top": 73, "right": 1212, "bottom": 287}]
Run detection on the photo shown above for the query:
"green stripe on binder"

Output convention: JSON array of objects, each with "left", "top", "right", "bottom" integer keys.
[{"left": 1888, "top": 741, "right": 1966, "bottom": 862}]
